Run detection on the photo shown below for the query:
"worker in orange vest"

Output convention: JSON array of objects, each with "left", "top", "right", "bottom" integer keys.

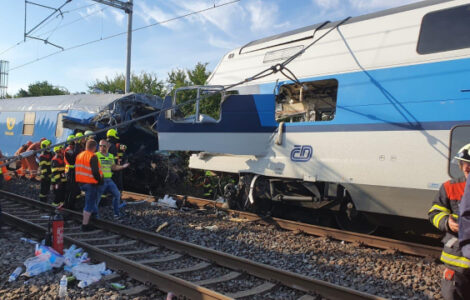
[
  {"left": 24, "top": 138, "right": 45, "bottom": 180},
  {"left": 75, "top": 139, "right": 103, "bottom": 231},
  {"left": 14, "top": 141, "right": 32, "bottom": 178}
]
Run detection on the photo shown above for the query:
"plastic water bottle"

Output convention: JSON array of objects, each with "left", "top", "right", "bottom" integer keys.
[
  {"left": 58, "top": 275, "right": 67, "bottom": 299},
  {"left": 78, "top": 280, "right": 91, "bottom": 288},
  {"left": 8, "top": 267, "right": 23, "bottom": 282}
]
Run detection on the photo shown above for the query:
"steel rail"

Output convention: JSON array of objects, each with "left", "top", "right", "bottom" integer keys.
[
  {"left": 0, "top": 190, "right": 384, "bottom": 300},
  {"left": 128, "top": 193, "right": 441, "bottom": 259}
]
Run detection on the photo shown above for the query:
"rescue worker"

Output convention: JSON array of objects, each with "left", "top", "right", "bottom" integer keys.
[
  {"left": 95, "top": 139, "right": 129, "bottom": 218},
  {"left": 38, "top": 139, "right": 53, "bottom": 202},
  {"left": 51, "top": 145, "right": 67, "bottom": 206},
  {"left": 64, "top": 134, "right": 81, "bottom": 210},
  {"left": 75, "top": 132, "right": 85, "bottom": 153},
  {"left": 25, "top": 138, "right": 45, "bottom": 180},
  {"left": 14, "top": 141, "right": 32, "bottom": 178},
  {"left": 460, "top": 159, "right": 470, "bottom": 260},
  {"left": 84, "top": 130, "right": 96, "bottom": 141},
  {"left": 75, "top": 139, "right": 103, "bottom": 231},
  {"left": 106, "top": 129, "right": 126, "bottom": 191},
  {"left": 429, "top": 144, "right": 470, "bottom": 300}
]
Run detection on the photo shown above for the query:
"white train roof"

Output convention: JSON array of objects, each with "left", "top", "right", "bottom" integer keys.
[{"left": 0, "top": 93, "right": 162, "bottom": 113}]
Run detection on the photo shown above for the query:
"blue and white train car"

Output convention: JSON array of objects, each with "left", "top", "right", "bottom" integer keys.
[
  {"left": 0, "top": 93, "right": 162, "bottom": 156},
  {"left": 157, "top": 0, "right": 470, "bottom": 231}
]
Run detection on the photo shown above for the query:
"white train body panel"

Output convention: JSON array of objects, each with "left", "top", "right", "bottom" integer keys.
[{"left": 158, "top": 0, "right": 470, "bottom": 220}]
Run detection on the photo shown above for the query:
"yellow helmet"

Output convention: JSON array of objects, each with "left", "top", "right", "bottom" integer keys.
[
  {"left": 40, "top": 139, "right": 51, "bottom": 149},
  {"left": 67, "top": 134, "right": 75, "bottom": 142},
  {"left": 75, "top": 132, "right": 84, "bottom": 139},
  {"left": 106, "top": 128, "right": 119, "bottom": 139},
  {"left": 53, "top": 145, "right": 62, "bottom": 152},
  {"left": 454, "top": 143, "right": 470, "bottom": 163}
]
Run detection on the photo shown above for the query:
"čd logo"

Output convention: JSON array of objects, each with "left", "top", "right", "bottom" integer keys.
[
  {"left": 290, "top": 145, "right": 313, "bottom": 162},
  {"left": 6, "top": 118, "right": 16, "bottom": 130}
]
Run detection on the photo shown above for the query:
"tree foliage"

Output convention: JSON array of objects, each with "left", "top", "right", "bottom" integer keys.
[
  {"left": 16, "top": 81, "right": 69, "bottom": 97},
  {"left": 88, "top": 72, "right": 165, "bottom": 97}
]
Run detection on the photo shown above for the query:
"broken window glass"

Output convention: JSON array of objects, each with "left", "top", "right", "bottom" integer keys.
[{"left": 275, "top": 79, "right": 338, "bottom": 123}]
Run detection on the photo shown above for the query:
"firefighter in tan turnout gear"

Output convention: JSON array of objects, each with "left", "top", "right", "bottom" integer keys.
[{"left": 429, "top": 144, "right": 470, "bottom": 300}]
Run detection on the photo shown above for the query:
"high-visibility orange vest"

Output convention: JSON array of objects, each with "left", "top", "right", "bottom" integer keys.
[
  {"left": 75, "top": 150, "right": 102, "bottom": 184},
  {"left": 0, "top": 165, "right": 11, "bottom": 181}
]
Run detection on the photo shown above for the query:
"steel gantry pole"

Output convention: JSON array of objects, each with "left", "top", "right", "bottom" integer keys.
[
  {"left": 125, "top": 0, "right": 133, "bottom": 93},
  {"left": 92, "top": 0, "right": 133, "bottom": 93}
]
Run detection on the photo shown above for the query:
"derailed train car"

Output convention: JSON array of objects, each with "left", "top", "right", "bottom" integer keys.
[
  {"left": 157, "top": 0, "right": 470, "bottom": 232},
  {"left": 0, "top": 93, "right": 162, "bottom": 166}
]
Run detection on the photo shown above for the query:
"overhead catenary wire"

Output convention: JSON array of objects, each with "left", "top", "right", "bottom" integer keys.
[
  {"left": 0, "top": 16, "right": 350, "bottom": 168},
  {"left": 10, "top": 0, "right": 240, "bottom": 72},
  {"left": 0, "top": 3, "right": 102, "bottom": 57}
]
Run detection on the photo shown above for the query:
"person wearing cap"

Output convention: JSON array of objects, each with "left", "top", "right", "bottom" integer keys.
[
  {"left": 84, "top": 130, "right": 96, "bottom": 141},
  {"left": 95, "top": 139, "right": 129, "bottom": 219},
  {"left": 51, "top": 145, "right": 67, "bottom": 206},
  {"left": 64, "top": 134, "right": 81, "bottom": 210},
  {"left": 106, "top": 129, "right": 126, "bottom": 191},
  {"left": 38, "top": 140, "right": 53, "bottom": 202},
  {"left": 76, "top": 139, "right": 103, "bottom": 231},
  {"left": 429, "top": 144, "right": 470, "bottom": 300}
]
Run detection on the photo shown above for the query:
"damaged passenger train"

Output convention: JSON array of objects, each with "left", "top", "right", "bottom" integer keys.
[
  {"left": 0, "top": 93, "right": 161, "bottom": 156},
  {"left": 157, "top": 0, "right": 470, "bottom": 232}
]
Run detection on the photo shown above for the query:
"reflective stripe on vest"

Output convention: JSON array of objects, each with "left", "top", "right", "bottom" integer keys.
[
  {"left": 75, "top": 151, "right": 102, "bottom": 184},
  {"left": 95, "top": 152, "right": 114, "bottom": 179}
]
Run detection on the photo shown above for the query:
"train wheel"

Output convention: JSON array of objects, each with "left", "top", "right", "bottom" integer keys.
[{"left": 335, "top": 193, "right": 378, "bottom": 234}]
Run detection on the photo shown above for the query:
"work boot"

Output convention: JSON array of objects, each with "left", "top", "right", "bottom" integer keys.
[{"left": 81, "top": 224, "right": 95, "bottom": 232}]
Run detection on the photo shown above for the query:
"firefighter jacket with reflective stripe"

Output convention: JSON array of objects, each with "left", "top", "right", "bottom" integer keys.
[
  {"left": 38, "top": 151, "right": 53, "bottom": 180},
  {"left": 95, "top": 152, "right": 114, "bottom": 179},
  {"left": 51, "top": 154, "right": 66, "bottom": 184},
  {"left": 429, "top": 177, "right": 470, "bottom": 271},
  {"left": 64, "top": 145, "right": 77, "bottom": 173},
  {"left": 75, "top": 150, "right": 102, "bottom": 184}
]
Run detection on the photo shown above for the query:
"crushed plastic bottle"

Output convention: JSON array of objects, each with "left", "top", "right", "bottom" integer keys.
[
  {"left": 23, "top": 254, "right": 52, "bottom": 277},
  {"left": 8, "top": 267, "right": 23, "bottom": 282},
  {"left": 58, "top": 275, "right": 67, "bottom": 299},
  {"left": 78, "top": 280, "right": 92, "bottom": 288},
  {"left": 20, "top": 238, "right": 38, "bottom": 244}
]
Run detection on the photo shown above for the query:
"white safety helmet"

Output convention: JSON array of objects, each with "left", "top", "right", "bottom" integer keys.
[{"left": 454, "top": 143, "right": 470, "bottom": 164}]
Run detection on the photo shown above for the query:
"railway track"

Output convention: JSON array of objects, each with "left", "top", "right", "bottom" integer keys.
[
  {"left": 122, "top": 191, "right": 442, "bottom": 259},
  {"left": 0, "top": 190, "right": 383, "bottom": 300}
]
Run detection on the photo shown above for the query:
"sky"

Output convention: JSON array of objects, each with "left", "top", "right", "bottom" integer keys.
[{"left": 0, "top": 0, "right": 422, "bottom": 95}]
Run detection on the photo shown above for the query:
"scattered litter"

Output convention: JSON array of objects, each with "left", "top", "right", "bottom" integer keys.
[
  {"left": 8, "top": 267, "right": 23, "bottom": 282},
  {"left": 195, "top": 226, "right": 203, "bottom": 230},
  {"left": 20, "top": 237, "right": 38, "bottom": 244},
  {"left": 155, "top": 222, "right": 169, "bottom": 233},
  {"left": 72, "top": 262, "right": 107, "bottom": 287},
  {"left": 204, "top": 225, "right": 219, "bottom": 231},
  {"left": 66, "top": 276, "right": 76, "bottom": 283},
  {"left": 111, "top": 282, "right": 126, "bottom": 290},
  {"left": 215, "top": 197, "right": 226, "bottom": 203},
  {"left": 341, "top": 241, "right": 345, "bottom": 245},
  {"left": 124, "top": 200, "right": 146, "bottom": 206},
  {"left": 156, "top": 195, "right": 178, "bottom": 208},
  {"left": 24, "top": 254, "right": 52, "bottom": 277},
  {"left": 35, "top": 244, "right": 64, "bottom": 268}
]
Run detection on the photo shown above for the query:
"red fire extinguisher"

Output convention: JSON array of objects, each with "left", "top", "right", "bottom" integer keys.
[{"left": 52, "top": 211, "right": 64, "bottom": 254}]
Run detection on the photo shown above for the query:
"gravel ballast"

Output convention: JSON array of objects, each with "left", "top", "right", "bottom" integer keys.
[{"left": 1, "top": 178, "right": 444, "bottom": 299}]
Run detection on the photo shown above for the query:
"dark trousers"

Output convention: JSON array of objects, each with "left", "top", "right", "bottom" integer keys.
[
  {"left": 442, "top": 268, "right": 470, "bottom": 300},
  {"left": 65, "top": 171, "right": 81, "bottom": 210},
  {"left": 53, "top": 182, "right": 66, "bottom": 204},
  {"left": 39, "top": 179, "right": 50, "bottom": 202}
]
